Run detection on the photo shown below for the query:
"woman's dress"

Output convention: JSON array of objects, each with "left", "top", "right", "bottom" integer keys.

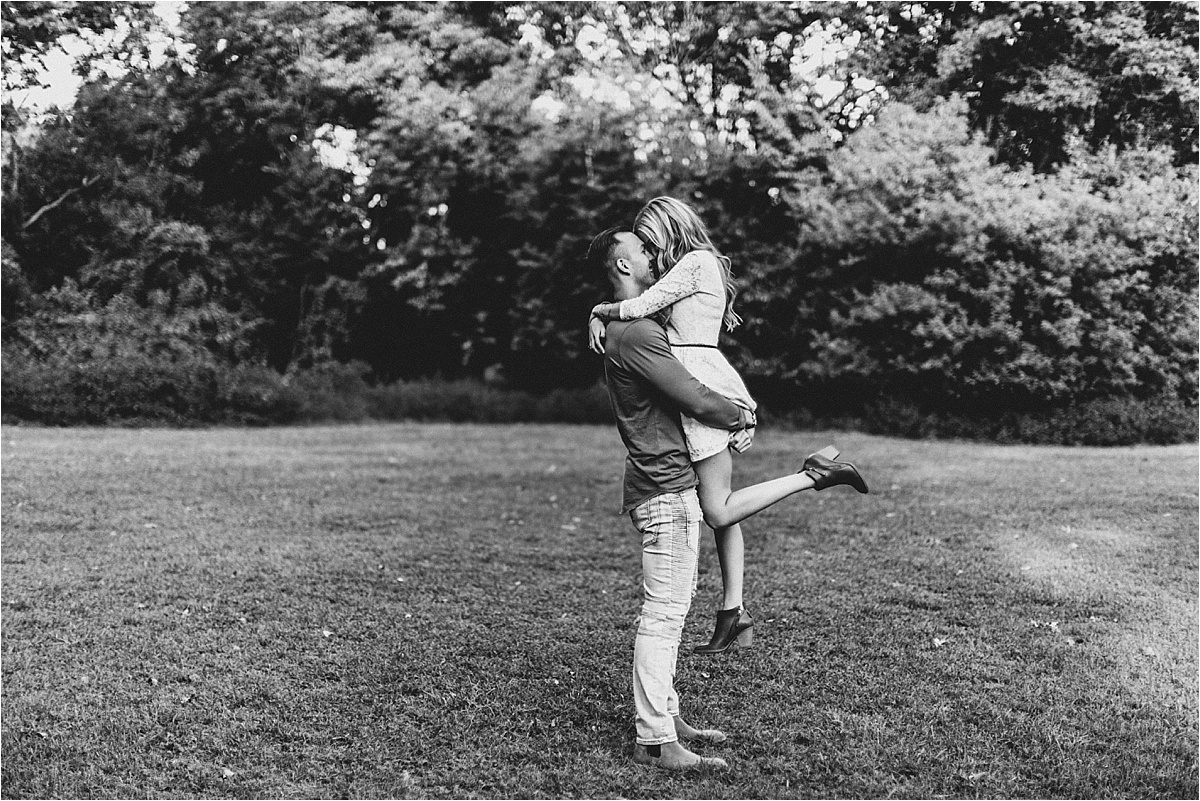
[{"left": 618, "top": 249, "right": 757, "bottom": 462}]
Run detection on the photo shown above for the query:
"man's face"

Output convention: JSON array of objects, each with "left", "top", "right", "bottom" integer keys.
[{"left": 612, "top": 231, "right": 654, "bottom": 289}]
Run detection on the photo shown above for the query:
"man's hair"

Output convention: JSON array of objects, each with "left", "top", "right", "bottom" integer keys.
[{"left": 586, "top": 226, "right": 626, "bottom": 277}]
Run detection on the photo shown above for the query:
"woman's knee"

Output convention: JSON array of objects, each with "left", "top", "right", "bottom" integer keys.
[{"left": 700, "top": 503, "right": 734, "bottom": 530}]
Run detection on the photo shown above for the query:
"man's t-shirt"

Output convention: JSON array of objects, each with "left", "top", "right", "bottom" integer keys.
[{"left": 603, "top": 318, "right": 748, "bottom": 513}]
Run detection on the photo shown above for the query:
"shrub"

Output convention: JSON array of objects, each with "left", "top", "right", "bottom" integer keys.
[
  {"left": 841, "top": 393, "right": 1198, "bottom": 446},
  {"left": 532, "top": 384, "right": 613, "bottom": 424},
  {"left": 740, "top": 100, "right": 1199, "bottom": 413},
  {"left": 0, "top": 350, "right": 310, "bottom": 426},
  {"left": 366, "top": 379, "right": 612, "bottom": 424},
  {"left": 215, "top": 364, "right": 305, "bottom": 425},
  {"left": 2, "top": 351, "right": 215, "bottom": 425},
  {"left": 285, "top": 361, "right": 375, "bottom": 423}
]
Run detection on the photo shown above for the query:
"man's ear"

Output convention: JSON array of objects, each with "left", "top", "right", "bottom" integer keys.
[{"left": 613, "top": 257, "right": 632, "bottom": 275}]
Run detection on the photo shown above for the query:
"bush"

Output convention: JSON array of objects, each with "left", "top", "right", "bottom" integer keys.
[
  {"left": 2, "top": 352, "right": 215, "bottom": 425},
  {"left": 366, "top": 379, "right": 612, "bottom": 424},
  {"left": 740, "top": 101, "right": 1199, "bottom": 413},
  {"left": 839, "top": 393, "right": 1198, "bottom": 446},
  {"left": 215, "top": 364, "right": 305, "bottom": 425},
  {"left": 533, "top": 384, "right": 613, "bottom": 424},
  {"left": 0, "top": 351, "right": 307, "bottom": 426},
  {"left": 2, "top": 325, "right": 1188, "bottom": 443},
  {"left": 0, "top": 349, "right": 617, "bottom": 428},
  {"left": 0, "top": 281, "right": 280, "bottom": 425},
  {"left": 368, "top": 379, "right": 534, "bottom": 423},
  {"left": 285, "top": 361, "right": 375, "bottom": 423}
]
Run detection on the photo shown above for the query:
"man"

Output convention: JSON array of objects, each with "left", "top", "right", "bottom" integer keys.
[{"left": 587, "top": 226, "right": 756, "bottom": 772}]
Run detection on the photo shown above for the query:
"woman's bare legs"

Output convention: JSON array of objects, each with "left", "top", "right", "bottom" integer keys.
[
  {"left": 692, "top": 445, "right": 866, "bottom": 653},
  {"left": 692, "top": 448, "right": 818, "bottom": 654},
  {"left": 693, "top": 448, "right": 815, "bottom": 532},
  {"left": 713, "top": 524, "right": 745, "bottom": 610}
]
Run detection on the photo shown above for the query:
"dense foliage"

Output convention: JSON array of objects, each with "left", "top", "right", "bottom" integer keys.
[{"left": 2, "top": 1, "right": 1196, "bottom": 438}]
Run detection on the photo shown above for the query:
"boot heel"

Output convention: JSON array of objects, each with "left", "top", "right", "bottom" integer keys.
[
  {"left": 812, "top": 445, "right": 839, "bottom": 461},
  {"left": 735, "top": 627, "right": 754, "bottom": 648}
]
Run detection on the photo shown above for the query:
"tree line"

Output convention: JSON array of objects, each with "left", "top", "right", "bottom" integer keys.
[{"left": 2, "top": 1, "right": 1196, "bottom": 434}]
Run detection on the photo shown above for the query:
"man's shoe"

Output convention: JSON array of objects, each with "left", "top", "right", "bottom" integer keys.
[
  {"left": 801, "top": 453, "right": 869, "bottom": 493},
  {"left": 674, "top": 715, "right": 728, "bottom": 745},
  {"left": 634, "top": 742, "right": 729, "bottom": 771}
]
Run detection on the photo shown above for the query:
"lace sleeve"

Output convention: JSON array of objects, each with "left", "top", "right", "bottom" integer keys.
[{"left": 618, "top": 252, "right": 706, "bottom": 320}]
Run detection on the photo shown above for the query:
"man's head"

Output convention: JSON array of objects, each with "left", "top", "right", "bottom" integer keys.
[{"left": 587, "top": 227, "right": 654, "bottom": 301}]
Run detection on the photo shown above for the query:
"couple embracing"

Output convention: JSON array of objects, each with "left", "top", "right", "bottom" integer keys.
[{"left": 586, "top": 197, "right": 869, "bottom": 772}]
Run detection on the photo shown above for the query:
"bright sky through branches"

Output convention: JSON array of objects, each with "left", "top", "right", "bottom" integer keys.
[
  {"left": 518, "top": 6, "right": 888, "bottom": 154},
  {"left": 7, "top": 1, "right": 193, "bottom": 119},
  {"left": 9, "top": 2, "right": 888, "bottom": 207}
]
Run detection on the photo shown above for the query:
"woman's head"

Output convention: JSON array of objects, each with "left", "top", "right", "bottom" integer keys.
[{"left": 634, "top": 196, "right": 742, "bottom": 331}]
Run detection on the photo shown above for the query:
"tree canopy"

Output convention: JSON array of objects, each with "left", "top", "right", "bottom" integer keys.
[{"left": 2, "top": 1, "right": 1196, "bottom": 421}]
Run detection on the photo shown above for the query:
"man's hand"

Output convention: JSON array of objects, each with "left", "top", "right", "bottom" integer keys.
[
  {"left": 588, "top": 315, "right": 607, "bottom": 354},
  {"left": 730, "top": 428, "right": 754, "bottom": 453}
]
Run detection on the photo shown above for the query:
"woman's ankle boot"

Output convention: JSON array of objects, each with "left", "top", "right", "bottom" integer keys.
[
  {"left": 801, "top": 453, "right": 869, "bottom": 494},
  {"left": 693, "top": 607, "right": 754, "bottom": 655}
]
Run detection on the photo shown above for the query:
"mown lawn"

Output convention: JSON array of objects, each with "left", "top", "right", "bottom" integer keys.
[{"left": 1, "top": 423, "right": 1196, "bottom": 799}]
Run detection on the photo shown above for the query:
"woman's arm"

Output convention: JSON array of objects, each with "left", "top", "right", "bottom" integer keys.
[
  {"left": 590, "top": 301, "right": 621, "bottom": 321},
  {"left": 587, "top": 300, "right": 622, "bottom": 354},
  {"left": 618, "top": 252, "right": 705, "bottom": 320}
]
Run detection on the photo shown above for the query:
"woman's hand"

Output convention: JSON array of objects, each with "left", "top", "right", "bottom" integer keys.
[
  {"left": 591, "top": 302, "right": 619, "bottom": 321},
  {"left": 588, "top": 314, "right": 607, "bottom": 354},
  {"left": 588, "top": 301, "right": 619, "bottom": 354}
]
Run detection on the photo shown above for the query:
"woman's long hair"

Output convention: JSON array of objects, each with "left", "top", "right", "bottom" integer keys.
[{"left": 633, "top": 196, "right": 742, "bottom": 331}]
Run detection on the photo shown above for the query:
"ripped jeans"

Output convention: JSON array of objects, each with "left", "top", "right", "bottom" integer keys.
[{"left": 629, "top": 489, "right": 702, "bottom": 745}]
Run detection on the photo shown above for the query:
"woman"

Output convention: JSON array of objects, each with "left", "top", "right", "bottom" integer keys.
[{"left": 589, "top": 196, "right": 868, "bottom": 654}]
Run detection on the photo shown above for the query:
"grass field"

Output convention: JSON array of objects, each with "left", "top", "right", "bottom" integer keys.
[{"left": 2, "top": 423, "right": 1196, "bottom": 799}]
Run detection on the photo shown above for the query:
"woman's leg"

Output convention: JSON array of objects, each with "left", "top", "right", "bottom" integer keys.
[
  {"left": 692, "top": 446, "right": 864, "bottom": 655},
  {"left": 696, "top": 447, "right": 811, "bottom": 609},
  {"left": 692, "top": 449, "right": 762, "bottom": 654},
  {"left": 713, "top": 524, "right": 744, "bottom": 610},
  {"left": 694, "top": 448, "right": 815, "bottom": 532}
]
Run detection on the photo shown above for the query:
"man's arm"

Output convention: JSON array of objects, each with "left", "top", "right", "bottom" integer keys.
[{"left": 617, "top": 320, "right": 754, "bottom": 431}]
